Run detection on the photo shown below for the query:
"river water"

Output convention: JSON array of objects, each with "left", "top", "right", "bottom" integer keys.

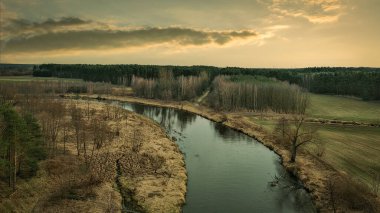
[{"left": 121, "top": 102, "right": 315, "bottom": 213}]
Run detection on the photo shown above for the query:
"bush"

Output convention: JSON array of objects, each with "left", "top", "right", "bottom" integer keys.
[{"left": 328, "top": 175, "right": 379, "bottom": 212}]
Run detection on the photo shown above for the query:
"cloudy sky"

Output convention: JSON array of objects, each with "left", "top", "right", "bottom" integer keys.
[{"left": 0, "top": 0, "right": 379, "bottom": 67}]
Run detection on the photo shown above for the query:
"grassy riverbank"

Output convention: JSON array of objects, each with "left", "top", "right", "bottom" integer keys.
[{"left": 254, "top": 118, "right": 380, "bottom": 184}]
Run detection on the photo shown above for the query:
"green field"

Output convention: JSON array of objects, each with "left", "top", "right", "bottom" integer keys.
[
  {"left": 318, "top": 125, "right": 380, "bottom": 183},
  {"left": 0, "top": 76, "right": 83, "bottom": 82},
  {"left": 307, "top": 94, "right": 380, "bottom": 123},
  {"left": 249, "top": 93, "right": 380, "bottom": 185},
  {"left": 255, "top": 118, "right": 380, "bottom": 184}
]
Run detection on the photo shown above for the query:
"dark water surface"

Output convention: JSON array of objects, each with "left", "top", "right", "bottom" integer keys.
[{"left": 122, "top": 102, "right": 315, "bottom": 213}]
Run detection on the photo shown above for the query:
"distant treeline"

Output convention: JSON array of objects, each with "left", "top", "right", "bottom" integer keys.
[
  {"left": 33, "top": 64, "right": 380, "bottom": 100},
  {"left": 0, "top": 64, "right": 34, "bottom": 76},
  {"left": 208, "top": 76, "right": 308, "bottom": 113}
]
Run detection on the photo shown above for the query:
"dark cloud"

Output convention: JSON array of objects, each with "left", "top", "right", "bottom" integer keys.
[
  {"left": 3, "top": 17, "right": 93, "bottom": 36},
  {"left": 9, "top": 17, "right": 90, "bottom": 29},
  {"left": 2, "top": 26, "right": 257, "bottom": 53}
]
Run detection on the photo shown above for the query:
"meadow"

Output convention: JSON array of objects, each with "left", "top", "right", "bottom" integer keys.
[
  {"left": 307, "top": 94, "right": 380, "bottom": 124},
  {"left": 252, "top": 93, "right": 380, "bottom": 185},
  {"left": 0, "top": 76, "right": 83, "bottom": 82}
]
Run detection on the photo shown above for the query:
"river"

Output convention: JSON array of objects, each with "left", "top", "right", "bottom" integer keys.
[{"left": 121, "top": 102, "right": 315, "bottom": 213}]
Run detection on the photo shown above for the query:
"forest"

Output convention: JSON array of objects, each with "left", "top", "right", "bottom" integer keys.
[
  {"left": 207, "top": 76, "right": 308, "bottom": 113},
  {"left": 131, "top": 71, "right": 209, "bottom": 101},
  {"left": 33, "top": 64, "right": 380, "bottom": 100}
]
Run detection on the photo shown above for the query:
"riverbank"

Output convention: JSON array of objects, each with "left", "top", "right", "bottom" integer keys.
[
  {"left": 69, "top": 93, "right": 375, "bottom": 212},
  {"left": 72, "top": 100, "right": 187, "bottom": 213},
  {"left": 0, "top": 99, "right": 187, "bottom": 213}
]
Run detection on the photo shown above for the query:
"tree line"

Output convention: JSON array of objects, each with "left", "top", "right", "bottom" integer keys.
[
  {"left": 207, "top": 76, "right": 309, "bottom": 113},
  {"left": 33, "top": 64, "right": 380, "bottom": 100},
  {"left": 131, "top": 71, "right": 209, "bottom": 101}
]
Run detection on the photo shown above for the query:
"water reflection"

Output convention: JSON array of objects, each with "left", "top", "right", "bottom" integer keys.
[
  {"left": 269, "top": 160, "right": 316, "bottom": 213},
  {"left": 125, "top": 103, "right": 197, "bottom": 132},
  {"left": 212, "top": 122, "right": 247, "bottom": 141},
  {"left": 121, "top": 102, "right": 315, "bottom": 213}
]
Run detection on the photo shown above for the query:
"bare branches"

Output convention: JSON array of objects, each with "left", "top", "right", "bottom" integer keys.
[
  {"left": 208, "top": 76, "right": 309, "bottom": 113},
  {"left": 273, "top": 115, "right": 318, "bottom": 163},
  {"left": 131, "top": 70, "right": 209, "bottom": 101},
  {"left": 70, "top": 104, "right": 83, "bottom": 156}
]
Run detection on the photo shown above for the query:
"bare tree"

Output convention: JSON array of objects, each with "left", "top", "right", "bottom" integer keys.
[
  {"left": 274, "top": 115, "right": 317, "bottom": 163},
  {"left": 85, "top": 99, "right": 91, "bottom": 120},
  {"left": 327, "top": 177, "right": 338, "bottom": 213},
  {"left": 370, "top": 168, "right": 380, "bottom": 196},
  {"left": 39, "top": 100, "right": 65, "bottom": 155},
  {"left": 70, "top": 105, "right": 83, "bottom": 156},
  {"left": 274, "top": 116, "right": 289, "bottom": 143},
  {"left": 104, "top": 104, "right": 112, "bottom": 120},
  {"left": 313, "top": 138, "right": 326, "bottom": 158},
  {"left": 132, "top": 129, "right": 142, "bottom": 153},
  {"left": 62, "top": 122, "right": 70, "bottom": 155}
]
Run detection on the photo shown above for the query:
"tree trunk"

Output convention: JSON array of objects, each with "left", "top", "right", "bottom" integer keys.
[
  {"left": 76, "top": 132, "right": 80, "bottom": 156},
  {"left": 9, "top": 142, "right": 16, "bottom": 191},
  {"left": 290, "top": 142, "right": 297, "bottom": 163}
]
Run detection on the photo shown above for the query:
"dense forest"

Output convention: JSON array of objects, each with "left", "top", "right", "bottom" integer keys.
[{"left": 33, "top": 64, "right": 380, "bottom": 100}]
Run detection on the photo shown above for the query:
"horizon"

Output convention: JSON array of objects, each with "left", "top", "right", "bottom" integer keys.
[
  {"left": 1, "top": 0, "right": 380, "bottom": 67},
  {"left": 1, "top": 63, "right": 380, "bottom": 70}
]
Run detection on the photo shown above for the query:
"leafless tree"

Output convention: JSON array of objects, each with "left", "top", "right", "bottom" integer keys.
[
  {"left": 70, "top": 105, "right": 83, "bottom": 156},
  {"left": 62, "top": 122, "right": 70, "bottom": 155},
  {"left": 313, "top": 138, "right": 326, "bottom": 158},
  {"left": 208, "top": 76, "right": 309, "bottom": 113},
  {"left": 274, "top": 115, "right": 317, "bottom": 163},
  {"left": 39, "top": 100, "right": 65, "bottom": 155},
  {"left": 370, "top": 168, "right": 380, "bottom": 196},
  {"left": 274, "top": 116, "right": 289, "bottom": 143},
  {"left": 327, "top": 177, "right": 338, "bottom": 213},
  {"left": 132, "top": 129, "right": 142, "bottom": 153}
]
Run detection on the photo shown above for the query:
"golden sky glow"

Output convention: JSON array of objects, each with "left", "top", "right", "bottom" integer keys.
[{"left": 0, "top": 0, "right": 379, "bottom": 67}]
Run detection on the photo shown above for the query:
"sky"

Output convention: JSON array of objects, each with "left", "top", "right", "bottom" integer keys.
[{"left": 0, "top": 0, "right": 379, "bottom": 67}]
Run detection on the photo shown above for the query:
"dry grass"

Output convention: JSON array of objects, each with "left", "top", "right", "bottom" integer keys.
[
  {"left": 0, "top": 99, "right": 186, "bottom": 213},
  {"left": 68, "top": 100, "right": 187, "bottom": 213}
]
